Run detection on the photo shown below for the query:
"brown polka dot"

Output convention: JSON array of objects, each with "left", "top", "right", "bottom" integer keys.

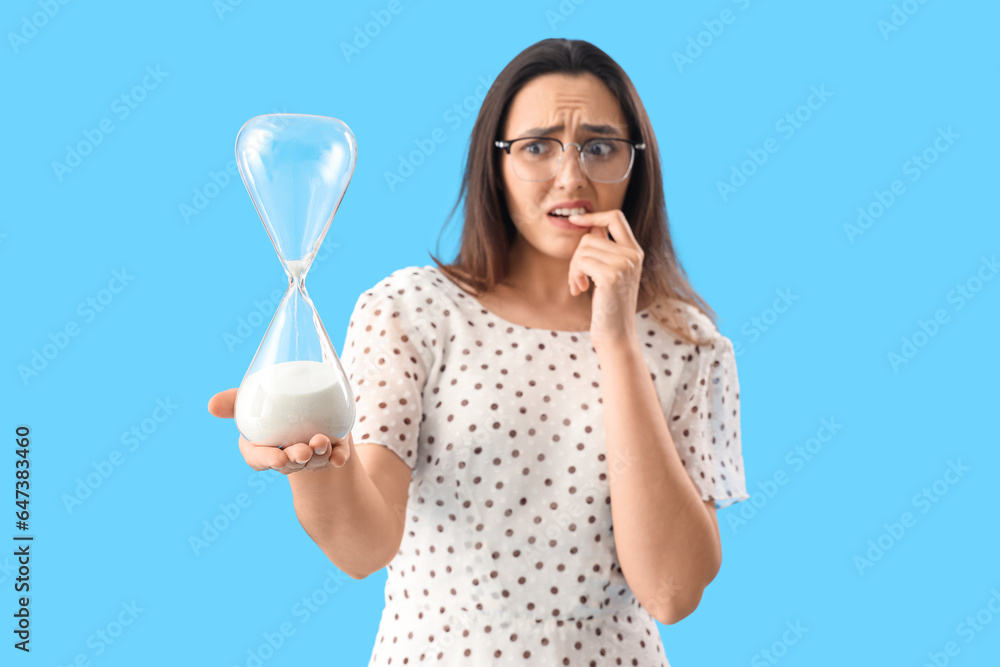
[{"left": 347, "top": 269, "right": 745, "bottom": 660}]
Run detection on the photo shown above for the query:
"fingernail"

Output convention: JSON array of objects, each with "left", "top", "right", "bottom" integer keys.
[
  {"left": 294, "top": 456, "right": 309, "bottom": 464},
  {"left": 316, "top": 446, "right": 328, "bottom": 456}
]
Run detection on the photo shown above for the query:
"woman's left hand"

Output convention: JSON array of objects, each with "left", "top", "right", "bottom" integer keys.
[{"left": 566, "top": 209, "right": 644, "bottom": 353}]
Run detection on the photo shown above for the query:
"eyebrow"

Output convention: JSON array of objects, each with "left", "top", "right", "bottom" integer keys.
[{"left": 515, "top": 123, "right": 623, "bottom": 139}]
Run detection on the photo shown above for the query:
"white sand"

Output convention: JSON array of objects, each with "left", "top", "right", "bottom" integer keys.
[
  {"left": 286, "top": 259, "right": 308, "bottom": 280},
  {"left": 234, "top": 359, "right": 354, "bottom": 447}
]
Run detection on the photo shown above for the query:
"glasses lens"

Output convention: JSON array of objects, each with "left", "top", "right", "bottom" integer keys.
[
  {"left": 581, "top": 139, "right": 634, "bottom": 183},
  {"left": 507, "top": 138, "right": 636, "bottom": 182},
  {"left": 510, "top": 138, "right": 562, "bottom": 181}
]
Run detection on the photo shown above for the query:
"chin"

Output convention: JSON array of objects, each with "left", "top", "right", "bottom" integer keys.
[{"left": 545, "top": 239, "right": 578, "bottom": 259}]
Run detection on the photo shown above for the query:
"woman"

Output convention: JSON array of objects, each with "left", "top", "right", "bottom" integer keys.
[{"left": 209, "top": 38, "right": 749, "bottom": 666}]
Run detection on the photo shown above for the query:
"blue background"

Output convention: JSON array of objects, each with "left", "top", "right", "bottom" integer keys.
[{"left": 4, "top": 0, "right": 999, "bottom": 665}]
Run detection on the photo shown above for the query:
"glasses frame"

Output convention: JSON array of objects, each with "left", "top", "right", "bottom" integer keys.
[{"left": 494, "top": 136, "right": 646, "bottom": 183}]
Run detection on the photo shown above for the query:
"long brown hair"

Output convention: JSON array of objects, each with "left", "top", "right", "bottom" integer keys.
[{"left": 428, "top": 38, "right": 717, "bottom": 345}]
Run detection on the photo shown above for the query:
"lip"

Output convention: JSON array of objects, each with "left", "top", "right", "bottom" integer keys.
[
  {"left": 548, "top": 213, "right": 591, "bottom": 230},
  {"left": 546, "top": 200, "right": 593, "bottom": 230},
  {"left": 547, "top": 200, "right": 593, "bottom": 215}
]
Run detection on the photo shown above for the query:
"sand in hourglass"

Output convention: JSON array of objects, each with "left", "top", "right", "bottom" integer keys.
[{"left": 235, "top": 360, "right": 352, "bottom": 447}]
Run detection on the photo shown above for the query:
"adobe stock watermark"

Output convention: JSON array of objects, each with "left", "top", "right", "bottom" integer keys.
[
  {"left": 180, "top": 107, "right": 290, "bottom": 224},
  {"left": 672, "top": 0, "right": 756, "bottom": 73},
  {"left": 223, "top": 239, "right": 340, "bottom": 353},
  {"left": 179, "top": 160, "right": 239, "bottom": 224},
  {"left": 750, "top": 620, "right": 809, "bottom": 667},
  {"left": 7, "top": 0, "right": 71, "bottom": 54},
  {"left": 384, "top": 73, "right": 494, "bottom": 192},
  {"left": 727, "top": 417, "right": 843, "bottom": 534},
  {"left": 51, "top": 65, "right": 169, "bottom": 182},
  {"left": 397, "top": 438, "right": 491, "bottom": 562},
  {"left": 917, "top": 587, "right": 1000, "bottom": 667},
  {"left": 522, "top": 457, "right": 625, "bottom": 560},
  {"left": 877, "top": 0, "right": 932, "bottom": 41},
  {"left": 853, "top": 459, "right": 970, "bottom": 576},
  {"left": 409, "top": 605, "right": 481, "bottom": 663},
  {"left": 342, "top": 300, "right": 437, "bottom": 388},
  {"left": 340, "top": 0, "right": 405, "bottom": 63},
  {"left": 188, "top": 469, "right": 284, "bottom": 556},
  {"left": 716, "top": 84, "right": 834, "bottom": 202},
  {"left": 17, "top": 267, "right": 135, "bottom": 386},
  {"left": 61, "top": 398, "right": 179, "bottom": 515},
  {"left": 887, "top": 254, "right": 996, "bottom": 372},
  {"left": 642, "top": 574, "right": 685, "bottom": 625},
  {"left": 0, "top": 556, "right": 17, "bottom": 586},
  {"left": 232, "top": 568, "right": 351, "bottom": 667},
  {"left": 843, "top": 126, "right": 959, "bottom": 243},
  {"left": 731, "top": 288, "right": 799, "bottom": 358},
  {"left": 213, "top": 0, "right": 248, "bottom": 21},
  {"left": 545, "top": 0, "right": 588, "bottom": 30},
  {"left": 56, "top": 600, "right": 144, "bottom": 665},
  {"left": 224, "top": 288, "right": 283, "bottom": 353}
]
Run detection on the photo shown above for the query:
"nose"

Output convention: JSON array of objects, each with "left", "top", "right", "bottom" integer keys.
[{"left": 553, "top": 143, "right": 588, "bottom": 188}]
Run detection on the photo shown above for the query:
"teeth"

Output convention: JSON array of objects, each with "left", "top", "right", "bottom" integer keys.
[{"left": 550, "top": 207, "right": 587, "bottom": 217}]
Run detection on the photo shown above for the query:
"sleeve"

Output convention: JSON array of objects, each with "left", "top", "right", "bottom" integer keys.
[
  {"left": 667, "top": 334, "right": 749, "bottom": 510},
  {"left": 338, "top": 278, "right": 433, "bottom": 472}
]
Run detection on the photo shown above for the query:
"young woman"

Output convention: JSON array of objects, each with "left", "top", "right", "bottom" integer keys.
[{"left": 210, "top": 38, "right": 749, "bottom": 667}]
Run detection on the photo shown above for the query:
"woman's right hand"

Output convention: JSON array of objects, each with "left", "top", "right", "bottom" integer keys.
[{"left": 207, "top": 388, "right": 352, "bottom": 475}]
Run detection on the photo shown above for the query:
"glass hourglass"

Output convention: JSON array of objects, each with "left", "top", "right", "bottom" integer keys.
[{"left": 232, "top": 113, "right": 357, "bottom": 448}]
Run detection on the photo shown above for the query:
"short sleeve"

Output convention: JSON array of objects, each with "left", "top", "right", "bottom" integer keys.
[
  {"left": 668, "top": 335, "right": 749, "bottom": 510},
  {"left": 338, "top": 277, "right": 432, "bottom": 472}
]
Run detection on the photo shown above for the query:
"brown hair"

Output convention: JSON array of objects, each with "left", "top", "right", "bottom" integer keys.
[{"left": 428, "top": 38, "right": 717, "bottom": 345}]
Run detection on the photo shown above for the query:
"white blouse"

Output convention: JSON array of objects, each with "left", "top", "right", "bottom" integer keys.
[{"left": 338, "top": 264, "right": 748, "bottom": 666}]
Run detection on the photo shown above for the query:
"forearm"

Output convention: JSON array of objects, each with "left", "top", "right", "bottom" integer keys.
[
  {"left": 286, "top": 435, "right": 403, "bottom": 579},
  {"left": 599, "top": 340, "right": 721, "bottom": 623}
]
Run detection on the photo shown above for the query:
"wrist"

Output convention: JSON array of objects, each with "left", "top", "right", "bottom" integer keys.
[{"left": 596, "top": 334, "right": 643, "bottom": 363}]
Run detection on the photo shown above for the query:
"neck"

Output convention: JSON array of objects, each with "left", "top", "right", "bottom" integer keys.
[{"left": 501, "top": 233, "right": 593, "bottom": 309}]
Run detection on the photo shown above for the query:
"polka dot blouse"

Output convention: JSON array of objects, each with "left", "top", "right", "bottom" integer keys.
[{"left": 338, "top": 265, "right": 749, "bottom": 666}]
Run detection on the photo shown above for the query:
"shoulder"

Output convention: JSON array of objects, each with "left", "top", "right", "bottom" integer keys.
[
  {"left": 349, "top": 265, "right": 447, "bottom": 339},
  {"left": 650, "top": 301, "right": 739, "bottom": 399},
  {"left": 353, "top": 265, "right": 442, "bottom": 312},
  {"left": 658, "top": 298, "right": 725, "bottom": 345},
  {"left": 358, "top": 265, "right": 436, "bottom": 298},
  {"left": 346, "top": 266, "right": 442, "bottom": 361},
  {"left": 652, "top": 298, "right": 737, "bottom": 386}
]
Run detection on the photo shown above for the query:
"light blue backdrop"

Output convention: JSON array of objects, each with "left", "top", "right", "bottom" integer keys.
[{"left": 4, "top": 0, "right": 998, "bottom": 665}]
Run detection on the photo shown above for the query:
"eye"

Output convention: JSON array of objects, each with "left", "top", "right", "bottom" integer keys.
[
  {"left": 584, "top": 140, "right": 616, "bottom": 158},
  {"left": 518, "top": 140, "right": 552, "bottom": 156}
]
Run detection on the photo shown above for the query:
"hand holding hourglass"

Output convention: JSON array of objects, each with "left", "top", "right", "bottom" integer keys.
[
  {"left": 207, "top": 388, "right": 352, "bottom": 474},
  {"left": 208, "top": 114, "right": 359, "bottom": 474}
]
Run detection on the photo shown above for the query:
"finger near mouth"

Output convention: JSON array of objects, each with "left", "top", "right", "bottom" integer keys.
[{"left": 548, "top": 213, "right": 590, "bottom": 228}]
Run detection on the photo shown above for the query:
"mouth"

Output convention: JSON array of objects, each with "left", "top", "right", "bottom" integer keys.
[
  {"left": 547, "top": 212, "right": 591, "bottom": 230},
  {"left": 546, "top": 201, "right": 593, "bottom": 228},
  {"left": 546, "top": 201, "right": 593, "bottom": 219}
]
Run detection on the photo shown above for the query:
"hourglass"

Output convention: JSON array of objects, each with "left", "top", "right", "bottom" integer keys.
[{"left": 232, "top": 113, "right": 357, "bottom": 448}]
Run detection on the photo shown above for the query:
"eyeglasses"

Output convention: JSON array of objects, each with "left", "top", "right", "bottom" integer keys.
[{"left": 494, "top": 136, "right": 645, "bottom": 183}]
